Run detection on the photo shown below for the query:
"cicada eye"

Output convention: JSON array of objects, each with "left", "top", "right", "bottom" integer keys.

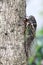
[{"left": 33, "top": 23, "right": 37, "bottom": 30}]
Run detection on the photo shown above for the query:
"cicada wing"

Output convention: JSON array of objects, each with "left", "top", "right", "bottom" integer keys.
[{"left": 29, "top": 37, "right": 38, "bottom": 57}]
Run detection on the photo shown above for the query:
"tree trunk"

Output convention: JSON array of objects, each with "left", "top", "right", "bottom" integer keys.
[{"left": 0, "top": 0, "right": 27, "bottom": 65}]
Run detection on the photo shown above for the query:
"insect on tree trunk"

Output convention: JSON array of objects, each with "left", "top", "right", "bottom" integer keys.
[{"left": 0, "top": 0, "right": 27, "bottom": 65}]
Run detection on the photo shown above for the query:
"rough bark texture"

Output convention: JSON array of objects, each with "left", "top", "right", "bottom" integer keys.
[{"left": 0, "top": 0, "right": 27, "bottom": 65}]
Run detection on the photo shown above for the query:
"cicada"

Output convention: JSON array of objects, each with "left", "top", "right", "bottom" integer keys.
[{"left": 24, "top": 15, "right": 37, "bottom": 61}]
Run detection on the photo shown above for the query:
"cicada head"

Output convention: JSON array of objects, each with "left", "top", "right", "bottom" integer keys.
[{"left": 29, "top": 15, "right": 37, "bottom": 30}]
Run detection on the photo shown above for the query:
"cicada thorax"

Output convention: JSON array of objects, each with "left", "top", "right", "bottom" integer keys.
[{"left": 25, "top": 20, "right": 35, "bottom": 46}]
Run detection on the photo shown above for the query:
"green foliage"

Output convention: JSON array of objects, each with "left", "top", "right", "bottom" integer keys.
[
  {"left": 36, "top": 29, "right": 43, "bottom": 37},
  {"left": 28, "top": 29, "right": 43, "bottom": 65},
  {"left": 28, "top": 56, "right": 34, "bottom": 64},
  {"left": 28, "top": 46, "right": 43, "bottom": 65}
]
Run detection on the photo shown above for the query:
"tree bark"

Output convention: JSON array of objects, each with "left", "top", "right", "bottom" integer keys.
[{"left": 0, "top": 0, "right": 27, "bottom": 65}]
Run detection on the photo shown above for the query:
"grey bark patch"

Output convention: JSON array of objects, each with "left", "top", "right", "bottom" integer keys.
[
  {"left": 0, "top": 46, "right": 6, "bottom": 50},
  {"left": 0, "top": 0, "right": 27, "bottom": 65},
  {"left": 0, "top": 62, "right": 3, "bottom": 65},
  {"left": 0, "top": 0, "right": 3, "bottom": 2},
  {"left": 5, "top": 32, "right": 8, "bottom": 35}
]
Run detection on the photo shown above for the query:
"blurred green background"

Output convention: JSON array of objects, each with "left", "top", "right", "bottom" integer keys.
[
  {"left": 28, "top": 29, "right": 43, "bottom": 65},
  {"left": 26, "top": 0, "right": 43, "bottom": 65}
]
